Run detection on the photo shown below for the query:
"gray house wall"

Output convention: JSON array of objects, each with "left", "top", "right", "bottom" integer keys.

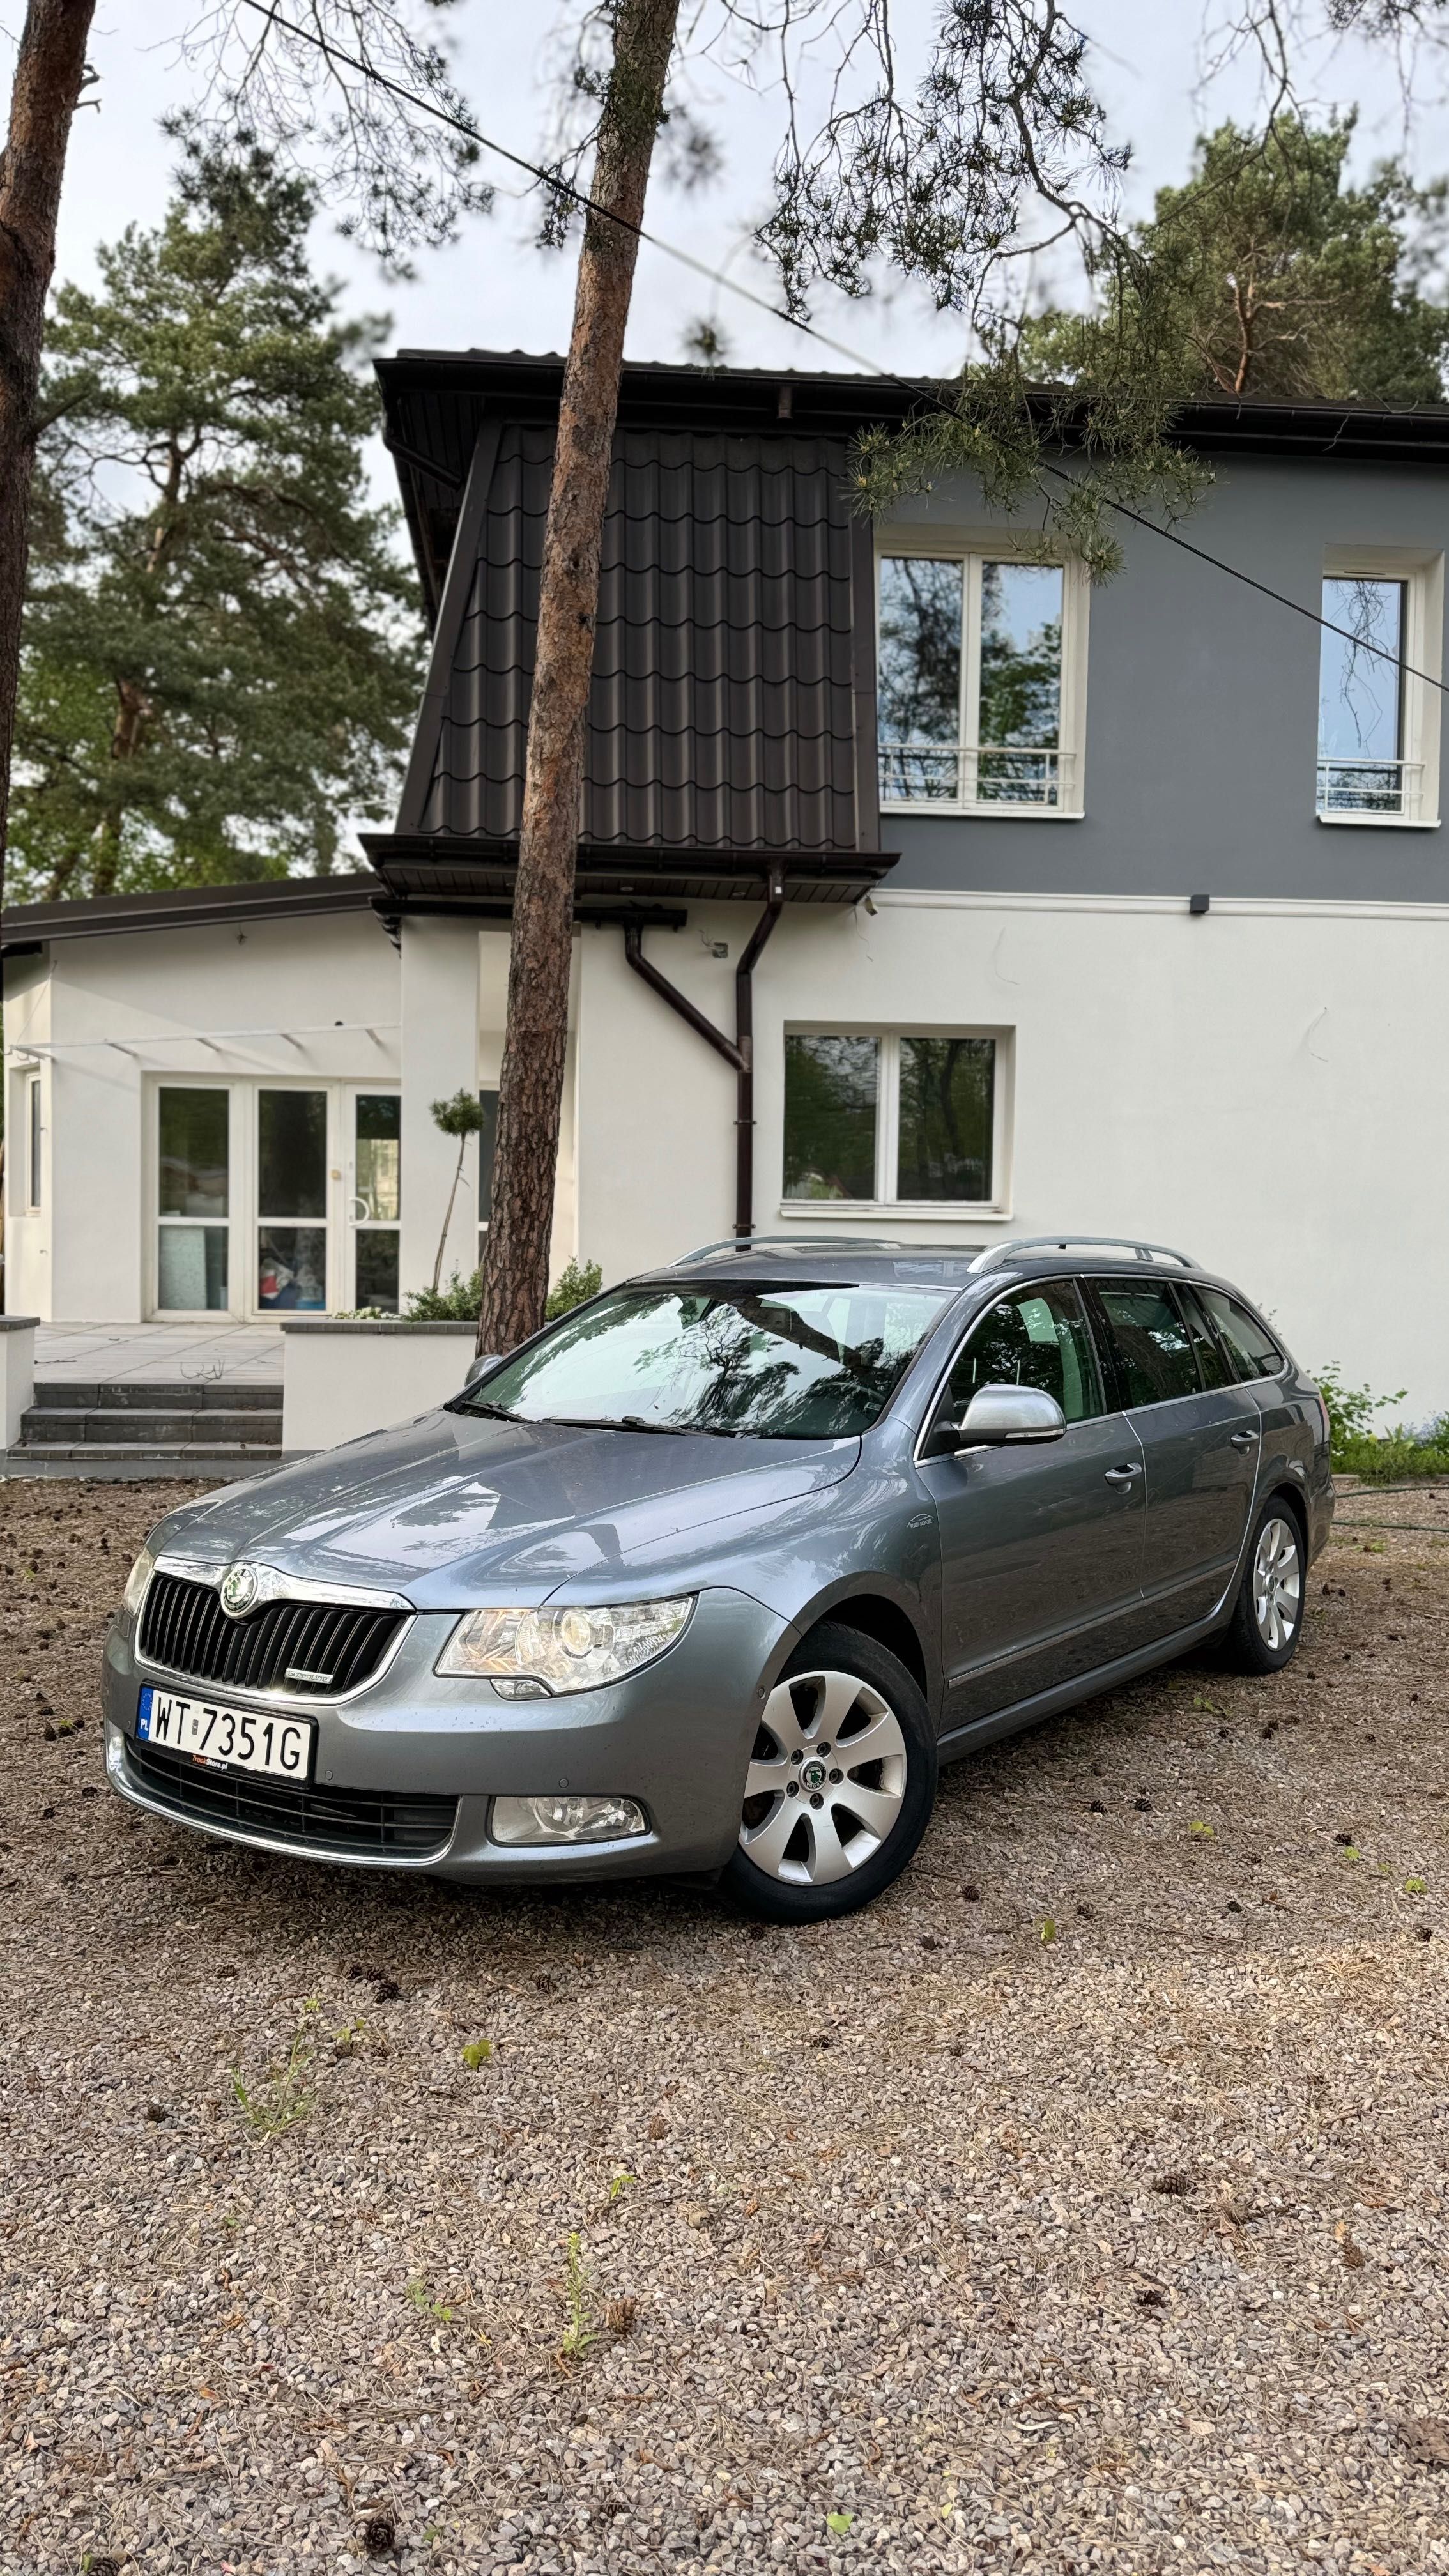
[
  {"left": 376, "top": 356, "right": 1449, "bottom": 909},
  {"left": 886, "top": 454, "right": 1448, "bottom": 901}
]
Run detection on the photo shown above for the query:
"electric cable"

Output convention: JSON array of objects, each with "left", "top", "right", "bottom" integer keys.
[{"left": 238, "top": 0, "right": 1449, "bottom": 696}]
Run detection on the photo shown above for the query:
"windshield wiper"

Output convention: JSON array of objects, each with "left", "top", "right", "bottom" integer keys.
[
  {"left": 445, "top": 1394, "right": 521, "bottom": 1421},
  {"left": 546, "top": 1413, "right": 741, "bottom": 1438}
]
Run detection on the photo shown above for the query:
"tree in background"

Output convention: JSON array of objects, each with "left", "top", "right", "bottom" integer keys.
[
  {"left": 427, "top": 1089, "right": 484, "bottom": 1296},
  {"left": 1023, "top": 116, "right": 1449, "bottom": 406},
  {"left": 0, "top": 0, "right": 96, "bottom": 907},
  {"left": 10, "top": 138, "right": 423, "bottom": 901},
  {"left": 0, "top": 0, "right": 487, "bottom": 908}
]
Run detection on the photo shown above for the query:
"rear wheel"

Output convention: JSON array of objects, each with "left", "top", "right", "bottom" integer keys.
[
  {"left": 723, "top": 1621, "right": 937, "bottom": 1924},
  {"left": 1223, "top": 1498, "right": 1305, "bottom": 1673}
]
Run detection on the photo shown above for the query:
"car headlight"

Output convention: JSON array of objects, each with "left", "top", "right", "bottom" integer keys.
[
  {"left": 436, "top": 1597, "right": 694, "bottom": 1696},
  {"left": 121, "top": 1544, "right": 157, "bottom": 1622}
]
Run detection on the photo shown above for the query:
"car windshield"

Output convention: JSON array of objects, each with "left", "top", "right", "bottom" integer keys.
[{"left": 461, "top": 1283, "right": 955, "bottom": 1439}]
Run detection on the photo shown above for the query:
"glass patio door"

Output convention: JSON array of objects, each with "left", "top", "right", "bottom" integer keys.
[
  {"left": 256, "top": 1089, "right": 328, "bottom": 1311},
  {"left": 350, "top": 1092, "right": 401, "bottom": 1310},
  {"left": 157, "top": 1087, "right": 230, "bottom": 1311}
]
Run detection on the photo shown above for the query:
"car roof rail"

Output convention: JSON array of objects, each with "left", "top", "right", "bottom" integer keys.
[
  {"left": 967, "top": 1234, "right": 1198, "bottom": 1275},
  {"left": 673, "top": 1232, "right": 907, "bottom": 1264}
]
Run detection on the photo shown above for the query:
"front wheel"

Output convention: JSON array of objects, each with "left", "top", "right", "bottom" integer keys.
[
  {"left": 722, "top": 1621, "right": 937, "bottom": 1924},
  {"left": 1222, "top": 1498, "right": 1305, "bottom": 1673}
]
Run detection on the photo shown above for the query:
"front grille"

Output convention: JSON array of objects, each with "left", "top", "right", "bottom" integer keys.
[
  {"left": 125, "top": 1735, "right": 457, "bottom": 1859},
  {"left": 139, "top": 1572, "right": 406, "bottom": 1697}
]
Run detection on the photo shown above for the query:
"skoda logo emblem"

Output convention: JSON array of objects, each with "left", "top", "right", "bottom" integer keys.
[{"left": 220, "top": 1562, "right": 261, "bottom": 1618}]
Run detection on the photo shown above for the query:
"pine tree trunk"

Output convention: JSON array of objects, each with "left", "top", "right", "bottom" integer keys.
[
  {"left": 475, "top": 0, "right": 679, "bottom": 1357},
  {"left": 0, "top": 0, "right": 96, "bottom": 902}
]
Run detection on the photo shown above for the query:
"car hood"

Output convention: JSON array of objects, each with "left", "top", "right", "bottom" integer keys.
[{"left": 154, "top": 1408, "right": 861, "bottom": 1606}]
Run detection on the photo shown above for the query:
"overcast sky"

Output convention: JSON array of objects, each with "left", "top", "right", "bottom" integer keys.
[{"left": 31, "top": 0, "right": 1449, "bottom": 480}]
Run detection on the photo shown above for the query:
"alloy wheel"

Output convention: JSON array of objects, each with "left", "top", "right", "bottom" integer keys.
[
  {"left": 739, "top": 1668, "right": 908, "bottom": 1886},
  {"left": 1252, "top": 1514, "right": 1301, "bottom": 1652}
]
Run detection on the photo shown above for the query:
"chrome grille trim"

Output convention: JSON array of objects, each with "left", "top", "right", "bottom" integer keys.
[{"left": 137, "top": 1570, "right": 412, "bottom": 1705}]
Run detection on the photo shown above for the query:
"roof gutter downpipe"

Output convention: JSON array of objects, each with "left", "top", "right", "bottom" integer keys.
[{"left": 623, "top": 864, "right": 785, "bottom": 1243}]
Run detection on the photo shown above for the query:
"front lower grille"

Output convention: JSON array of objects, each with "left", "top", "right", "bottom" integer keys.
[
  {"left": 139, "top": 1571, "right": 406, "bottom": 1697},
  {"left": 125, "top": 1735, "right": 457, "bottom": 1859}
]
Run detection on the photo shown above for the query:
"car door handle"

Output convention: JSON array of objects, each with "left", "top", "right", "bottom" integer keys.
[
  {"left": 1230, "top": 1429, "right": 1260, "bottom": 1449},
  {"left": 1104, "top": 1464, "right": 1142, "bottom": 1485}
]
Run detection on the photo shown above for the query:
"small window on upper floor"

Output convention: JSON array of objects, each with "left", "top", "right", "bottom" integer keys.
[
  {"left": 876, "top": 549, "right": 1087, "bottom": 816},
  {"left": 1317, "top": 555, "right": 1443, "bottom": 827}
]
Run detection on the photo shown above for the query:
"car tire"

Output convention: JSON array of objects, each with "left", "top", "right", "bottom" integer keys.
[
  {"left": 722, "top": 1621, "right": 938, "bottom": 1924},
  {"left": 1222, "top": 1496, "right": 1306, "bottom": 1675}
]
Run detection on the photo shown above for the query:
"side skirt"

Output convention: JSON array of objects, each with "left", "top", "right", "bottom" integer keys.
[{"left": 936, "top": 1600, "right": 1235, "bottom": 1763}]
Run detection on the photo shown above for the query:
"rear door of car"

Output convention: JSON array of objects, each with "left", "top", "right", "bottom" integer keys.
[
  {"left": 917, "top": 1276, "right": 1150, "bottom": 1728},
  {"left": 1084, "top": 1274, "right": 1262, "bottom": 1638}
]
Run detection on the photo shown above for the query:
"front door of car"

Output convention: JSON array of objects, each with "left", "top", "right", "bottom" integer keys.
[
  {"left": 1085, "top": 1276, "right": 1262, "bottom": 1638},
  {"left": 916, "top": 1278, "right": 1150, "bottom": 1728}
]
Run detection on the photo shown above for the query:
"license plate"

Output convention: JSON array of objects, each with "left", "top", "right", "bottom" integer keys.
[{"left": 135, "top": 1685, "right": 315, "bottom": 1782}]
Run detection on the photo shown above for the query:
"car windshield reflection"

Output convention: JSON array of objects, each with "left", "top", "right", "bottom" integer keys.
[{"left": 458, "top": 1284, "right": 955, "bottom": 1441}]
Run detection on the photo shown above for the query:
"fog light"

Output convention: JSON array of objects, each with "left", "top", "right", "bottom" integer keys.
[{"left": 490, "top": 1793, "right": 647, "bottom": 1846}]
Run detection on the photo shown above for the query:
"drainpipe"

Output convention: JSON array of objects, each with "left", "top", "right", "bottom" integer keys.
[{"left": 623, "top": 864, "right": 785, "bottom": 1242}]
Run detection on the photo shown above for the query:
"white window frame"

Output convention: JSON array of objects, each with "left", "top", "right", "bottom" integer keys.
[
  {"left": 146, "top": 1077, "right": 403, "bottom": 1319},
  {"left": 779, "top": 1023, "right": 1014, "bottom": 1223},
  {"left": 875, "top": 537, "right": 1089, "bottom": 820},
  {"left": 26, "top": 1071, "right": 43, "bottom": 1211},
  {"left": 1317, "top": 546, "right": 1443, "bottom": 829}
]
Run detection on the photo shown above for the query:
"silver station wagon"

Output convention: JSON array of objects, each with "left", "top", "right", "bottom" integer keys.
[{"left": 103, "top": 1236, "right": 1332, "bottom": 1922}]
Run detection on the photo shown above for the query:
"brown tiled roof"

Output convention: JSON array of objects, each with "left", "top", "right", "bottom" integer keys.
[{"left": 406, "top": 425, "right": 868, "bottom": 855}]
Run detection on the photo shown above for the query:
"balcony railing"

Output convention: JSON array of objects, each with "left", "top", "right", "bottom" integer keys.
[
  {"left": 879, "top": 743, "right": 1073, "bottom": 808},
  {"left": 1316, "top": 756, "right": 1423, "bottom": 819}
]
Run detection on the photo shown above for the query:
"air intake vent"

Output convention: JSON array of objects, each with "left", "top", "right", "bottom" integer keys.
[
  {"left": 139, "top": 1572, "right": 406, "bottom": 1698},
  {"left": 125, "top": 1737, "right": 456, "bottom": 1859}
]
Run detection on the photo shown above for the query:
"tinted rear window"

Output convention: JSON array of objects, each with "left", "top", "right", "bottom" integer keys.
[
  {"left": 1200, "top": 1288, "right": 1284, "bottom": 1384},
  {"left": 1093, "top": 1281, "right": 1200, "bottom": 1408}
]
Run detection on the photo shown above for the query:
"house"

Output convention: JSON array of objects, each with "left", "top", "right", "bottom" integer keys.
[{"left": 4, "top": 352, "right": 1449, "bottom": 1413}]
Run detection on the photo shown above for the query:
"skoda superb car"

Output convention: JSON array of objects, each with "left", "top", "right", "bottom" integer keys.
[{"left": 103, "top": 1236, "right": 1332, "bottom": 1923}]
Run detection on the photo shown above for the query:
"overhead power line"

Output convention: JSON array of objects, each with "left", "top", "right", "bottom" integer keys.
[{"left": 239, "top": 0, "right": 1449, "bottom": 698}]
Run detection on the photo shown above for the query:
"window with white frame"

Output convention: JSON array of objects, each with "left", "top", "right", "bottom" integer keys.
[
  {"left": 26, "top": 1073, "right": 43, "bottom": 1210},
  {"left": 1317, "top": 553, "right": 1443, "bottom": 824},
  {"left": 876, "top": 548, "right": 1086, "bottom": 813},
  {"left": 783, "top": 1032, "right": 1002, "bottom": 1208},
  {"left": 152, "top": 1080, "right": 402, "bottom": 1317}
]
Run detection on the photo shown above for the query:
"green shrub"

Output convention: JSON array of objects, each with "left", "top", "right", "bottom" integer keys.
[
  {"left": 1316, "top": 1363, "right": 1449, "bottom": 1482},
  {"left": 404, "top": 1268, "right": 482, "bottom": 1322},
  {"left": 401, "top": 1257, "right": 602, "bottom": 1328},
  {"left": 545, "top": 1257, "right": 604, "bottom": 1320}
]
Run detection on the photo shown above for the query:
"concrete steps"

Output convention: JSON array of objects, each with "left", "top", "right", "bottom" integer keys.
[{"left": 17, "top": 1379, "right": 282, "bottom": 1463}]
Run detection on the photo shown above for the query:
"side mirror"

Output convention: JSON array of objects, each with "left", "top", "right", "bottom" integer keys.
[
  {"left": 957, "top": 1383, "right": 1067, "bottom": 1446},
  {"left": 463, "top": 1351, "right": 502, "bottom": 1392}
]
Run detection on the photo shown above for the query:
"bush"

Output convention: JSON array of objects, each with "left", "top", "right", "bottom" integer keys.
[
  {"left": 545, "top": 1257, "right": 603, "bottom": 1320},
  {"left": 400, "top": 1257, "right": 603, "bottom": 1328},
  {"left": 1316, "top": 1363, "right": 1449, "bottom": 1482},
  {"left": 404, "top": 1268, "right": 482, "bottom": 1322}
]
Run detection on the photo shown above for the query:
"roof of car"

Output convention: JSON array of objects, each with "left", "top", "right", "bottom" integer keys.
[{"left": 634, "top": 1235, "right": 1215, "bottom": 1293}]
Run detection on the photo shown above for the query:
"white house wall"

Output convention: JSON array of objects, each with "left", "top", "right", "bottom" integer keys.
[
  {"left": 8, "top": 912, "right": 399, "bottom": 1322},
  {"left": 4, "top": 951, "right": 52, "bottom": 1315},
  {"left": 575, "top": 891, "right": 1449, "bottom": 1423},
  {"left": 397, "top": 919, "right": 579, "bottom": 1307}
]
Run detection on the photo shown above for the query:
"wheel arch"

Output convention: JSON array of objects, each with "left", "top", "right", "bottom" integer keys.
[
  {"left": 793, "top": 1584, "right": 934, "bottom": 1710},
  {"left": 1261, "top": 1478, "right": 1310, "bottom": 1549}
]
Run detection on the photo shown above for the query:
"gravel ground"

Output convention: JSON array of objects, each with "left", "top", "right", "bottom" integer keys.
[{"left": 3, "top": 1476, "right": 1448, "bottom": 2576}]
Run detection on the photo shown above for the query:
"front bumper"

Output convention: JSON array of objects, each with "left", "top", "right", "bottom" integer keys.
[{"left": 102, "top": 1586, "right": 795, "bottom": 1881}]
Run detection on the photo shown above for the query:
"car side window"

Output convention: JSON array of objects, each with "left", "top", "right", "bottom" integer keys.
[
  {"left": 942, "top": 1280, "right": 1103, "bottom": 1426},
  {"left": 1092, "top": 1279, "right": 1201, "bottom": 1408},
  {"left": 1199, "top": 1288, "right": 1284, "bottom": 1384},
  {"left": 1174, "top": 1283, "right": 1232, "bottom": 1390}
]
